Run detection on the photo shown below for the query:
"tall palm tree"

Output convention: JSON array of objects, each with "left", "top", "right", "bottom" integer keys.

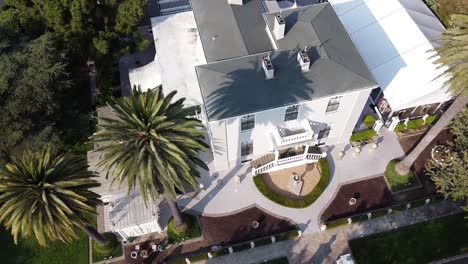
[
  {"left": 0, "top": 147, "right": 106, "bottom": 246},
  {"left": 92, "top": 86, "right": 208, "bottom": 229},
  {"left": 396, "top": 14, "right": 468, "bottom": 175}
]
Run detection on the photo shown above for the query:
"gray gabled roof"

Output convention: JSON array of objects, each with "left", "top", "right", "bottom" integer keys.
[
  {"left": 263, "top": 3, "right": 374, "bottom": 81},
  {"left": 197, "top": 50, "right": 378, "bottom": 121},
  {"left": 190, "top": 0, "right": 272, "bottom": 62}
]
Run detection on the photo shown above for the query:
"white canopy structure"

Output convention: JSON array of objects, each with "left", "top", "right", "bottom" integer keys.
[{"left": 329, "top": 0, "right": 452, "bottom": 111}]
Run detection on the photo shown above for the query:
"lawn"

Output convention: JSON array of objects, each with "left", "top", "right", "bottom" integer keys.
[
  {"left": 0, "top": 226, "right": 89, "bottom": 264},
  {"left": 385, "top": 159, "right": 421, "bottom": 192},
  {"left": 349, "top": 213, "right": 468, "bottom": 264}
]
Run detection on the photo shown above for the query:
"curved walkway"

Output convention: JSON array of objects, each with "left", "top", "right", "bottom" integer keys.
[{"left": 178, "top": 128, "right": 405, "bottom": 234}]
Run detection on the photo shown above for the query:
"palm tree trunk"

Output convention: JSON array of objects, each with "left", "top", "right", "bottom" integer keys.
[
  {"left": 164, "top": 193, "right": 186, "bottom": 228},
  {"left": 76, "top": 223, "right": 106, "bottom": 244},
  {"left": 396, "top": 95, "right": 468, "bottom": 175}
]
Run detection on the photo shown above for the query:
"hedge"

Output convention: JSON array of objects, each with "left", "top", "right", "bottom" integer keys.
[
  {"left": 253, "top": 158, "right": 330, "bottom": 208},
  {"left": 275, "top": 230, "right": 300, "bottom": 242},
  {"left": 324, "top": 195, "right": 445, "bottom": 229},
  {"left": 395, "top": 115, "right": 439, "bottom": 132},
  {"left": 350, "top": 129, "right": 377, "bottom": 146}
]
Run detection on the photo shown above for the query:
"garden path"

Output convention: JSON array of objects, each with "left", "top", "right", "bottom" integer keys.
[{"left": 178, "top": 128, "right": 406, "bottom": 234}]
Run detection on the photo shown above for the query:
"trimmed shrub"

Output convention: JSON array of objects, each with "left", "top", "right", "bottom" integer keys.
[
  {"left": 211, "top": 248, "right": 230, "bottom": 257},
  {"left": 189, "top": 252, "right": 209, "bottom": 262},
  {"left": 232, "top": 243, "right": 251, "bottom": 252},
  {"left": 253, "top": 237, "right": 272, "bottom": 247},
  {"left": 275, "top": 230, "right": 300, "bottom": 242},
  {"left": 253, "top": 158, "right": 331, "bottom": 208},
  {"left": 363, "top": 114, "right": 376, "bottom": 128},
  {"left": 326, "top": 218, "right": 349, "bottom": 229},
  {"left": 395, "top": 115, "right": 439, "bottom": 132},
  {"left": 350, "top": 129, "right": 377, "bottom": 146}
]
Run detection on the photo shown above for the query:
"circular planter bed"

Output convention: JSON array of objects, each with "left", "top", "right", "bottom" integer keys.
[{"left": 253, "top": 158, "right": 330, "bottom": 208}]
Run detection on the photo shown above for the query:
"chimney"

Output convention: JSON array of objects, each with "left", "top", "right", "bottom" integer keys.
[
  {"left": 262, "top": 55, "right": 274, "bottom": 80},
  {"left": 273, "top": 13, "right": 285, "bottom": 40},
  {"left": 227, "top": 0, "right": 243, "bottom": 5},
  {"left": 297, "top": 50, "right": 310, "bottom": 72}
]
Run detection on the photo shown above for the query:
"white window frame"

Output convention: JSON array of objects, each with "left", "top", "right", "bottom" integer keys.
[
  {"left": 240, "top": 140, "right": 253, "bottom": 157},
  {"left": 284, "top": 105, "right": 300, "bottom": 121},
  {"left": 241, "top": 114, "right": 255, "bottom": 131},
  {"left": 326, "top": 96, "right": 342, "bottom": 113}
]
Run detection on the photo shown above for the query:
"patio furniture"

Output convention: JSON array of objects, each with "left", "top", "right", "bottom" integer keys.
[
  {"left": 348, "top": 198, "right": 357, "bottom": 205},
  {"left": 140, "top": 250, "right": 148, "bottom": 258},
  {"left": 369, "top": 143, "right": 378, "bottom": 152},
  {"left": 217, "top": 178, "right": 223, "bottom": 187},
  {"left": 199, "top": 183, "right": 205, "bottom": 191},
  {"left": 151, "top": 244, "right": 157, "bottom": 251},
  {"left": 135, "top": 245, "right": 140, "bottom": 251},
  {"left": 234, "top": 175, "right": 241, "bottom": 183},
  {"left": 287, "top": 173, "right": 303, "bottom": 195},
  {"left": 337, "top": 151, "right": 344, "bottom": 160},
  {"left": 353, "top": 147, "right": 361, "bottom": 157},
  {"left": 130, "top": 251, "right": 138, "bottom": 259}
]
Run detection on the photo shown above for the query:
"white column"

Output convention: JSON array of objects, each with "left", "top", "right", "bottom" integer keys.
[
  {"left": 303, "top": 144, "right": 310, "bottom": 159},
  {"left": 388, "top": 116, "right": 400, "bottom": 131},
  {"left": 274, "top": 150, "right": 279, "bottom": 164}
]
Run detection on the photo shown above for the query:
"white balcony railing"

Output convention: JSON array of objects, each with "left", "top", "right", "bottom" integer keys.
[
  {"left": 272, "top": 120, "right": 316, "bottom": 147},
  {"left": 252, "top": 151, "right": 325, "bottom": 175}
]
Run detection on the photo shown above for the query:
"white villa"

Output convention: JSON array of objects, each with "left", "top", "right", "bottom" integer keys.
[{"left": 94, "top": 0, "right": 454, "bottom": 239}]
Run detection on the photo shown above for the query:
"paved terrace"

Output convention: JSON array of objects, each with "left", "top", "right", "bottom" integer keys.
[{"left": 178, "top": 128, "right": 405, "bottom": 234}]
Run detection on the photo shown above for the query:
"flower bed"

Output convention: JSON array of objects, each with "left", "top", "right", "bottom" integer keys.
[
  {"left": 253, "top": 158, "right": 330, "bottom": 208},
  {"left": 350, "top": 129, "right": 377, "bottom": 147}
]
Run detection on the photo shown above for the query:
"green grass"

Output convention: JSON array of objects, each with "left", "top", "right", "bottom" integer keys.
[
  {"left": 253, "top": 158, "right": 330, "bottom": 208},
  {"left": 92, "top": 232, "right": 122, "bottom": 262},
  {"left": 167, "top": 214, "right": 201, "bottom": 243},
  {"left": 349, "top": 213, "right": 468, "bottom": 264},
  {"left": 0, "top": 224, "right": 89, "bottom": 264},
  {"left": 384, "top": 159, "right": 421, "bottom": 192},
  {"left": 350, "top": 129, "right": 377, "bottom": 146},
  {"left": 326, "top": 218, "right": 349, "bottom": 229}
]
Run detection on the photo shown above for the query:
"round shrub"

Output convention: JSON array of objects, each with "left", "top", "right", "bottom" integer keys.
[{"left": 363, "top": 114, "right": 376, "bottom": 128}]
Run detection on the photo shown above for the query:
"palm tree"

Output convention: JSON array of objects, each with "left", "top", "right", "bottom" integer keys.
[
  {"left": 396, "top": 14, "right": 468, "bottom": 175},
  {"left": 92, "top": 86, "right": 208, "bottom": 229},
  {"left": 0, "top": 147, "right": 106, "bottom": 246}
]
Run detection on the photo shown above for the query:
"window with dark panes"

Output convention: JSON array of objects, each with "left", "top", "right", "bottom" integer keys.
[
  {"left": 326, "top": 96, "right": 342, "bottom": 113},
  {"left": 318, "top": 123, "right": 333, "bottom": 139},
  {"left": 241, "top": 141, "right": 253, "bottom": 157},
  {"left": 284, "top": 105, "right": 299, "bottom": 121},
  {"left": 241, "top": 114, "right": 255, "bottom": 131}
]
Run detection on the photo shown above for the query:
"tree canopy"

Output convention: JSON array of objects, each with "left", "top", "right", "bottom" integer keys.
[
  {"left": 0, "top": 29, "right": 69, "bottom": 161},
  {"left": 427, "top": 108, "right": 468, "bottom": 212}
]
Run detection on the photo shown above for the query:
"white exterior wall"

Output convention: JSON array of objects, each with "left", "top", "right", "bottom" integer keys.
[{"left": 209, "top": 89, "right": 372, "bottom": 170}]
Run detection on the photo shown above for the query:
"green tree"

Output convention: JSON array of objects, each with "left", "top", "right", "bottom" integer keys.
[
  {"left": 0, "top": 146, "right": 106, "bottom": 246},
  {"left": 0, "top": 29, "right": 70, "bottom": 162},
  {"left": 396, "top": 14, "right": 468, "bottom": 175},
  {"left": 92, "top": 87, "right": 208, "bottom": 229},
  {"left": 427, "top": 109, "right": 468, "bottom": 212}
]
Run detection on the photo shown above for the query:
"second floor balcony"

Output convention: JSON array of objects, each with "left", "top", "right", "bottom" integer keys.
[{"left": 272, "top": 120, "right": 317, "bottom": 147}]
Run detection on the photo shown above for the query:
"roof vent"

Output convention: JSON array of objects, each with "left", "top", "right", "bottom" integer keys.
[
  {"left": 227, "top": 0, "right": 243, "bottom": 5},
  {"left": 273, "top": 13, "right": 285, "bottom": 40},
  {"left": 262, "top": 54, "right": 274, "bottom": 80},
  {"left": 297, "top": 47, "right": 310, "bottom": 72}
]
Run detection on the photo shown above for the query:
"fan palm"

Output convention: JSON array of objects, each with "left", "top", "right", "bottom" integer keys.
[
  {"left": 0, "top": 146, "right": 106, "bottom": 246},
  {"left": 92, "top": 86, "right": 208, "bottom": 229},
  {"left": 396, "top": 14, "right": 468, "bottom": 175}
]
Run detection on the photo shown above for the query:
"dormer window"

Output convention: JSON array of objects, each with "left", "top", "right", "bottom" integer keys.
[
  {"left": 326, "top": 96, "right": 342, "bottom": 113},
  {"left": 241, "top": 114, "right": 255, "bottom": 131},
  {"left": 284, "top": 105, "right": 299, "bottom": 121}
]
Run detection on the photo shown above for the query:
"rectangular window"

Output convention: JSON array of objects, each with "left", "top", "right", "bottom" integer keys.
[
  {"left": 326, "top": 96, "right": 342, "bottom": 113},
  {"left": 318, "top": 123, "right": 333, "bottom": 139},
  {"left": 284, "top": 105, "right": 299, "bottom": 121},
  {"left": 241, "top": 141, "right": 253, "bottom": 157},
  {"left": 241, "top": 114, "right": 255, "bottom": 131}
]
